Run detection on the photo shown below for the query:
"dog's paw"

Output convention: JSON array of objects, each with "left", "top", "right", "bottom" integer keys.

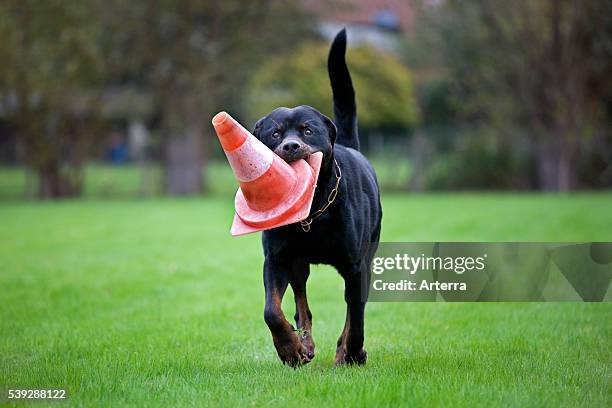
[
  {"left": 274, "top": 333, "right": 312, "bottom": 368},
  {"left": 297, "top": 330, "right": 315, "bottom": 362},
  {"left": 334, "top": 347, "right": 367, "bottom": 366}
]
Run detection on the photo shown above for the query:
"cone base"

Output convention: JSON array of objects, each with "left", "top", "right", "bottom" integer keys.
[{"left": 230, "top": 152, "right": 323, "bottom": 236}]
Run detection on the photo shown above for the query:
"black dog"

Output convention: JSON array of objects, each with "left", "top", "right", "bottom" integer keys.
[{"left": 252, "top": 29, "right": 382, "bottom": 366}]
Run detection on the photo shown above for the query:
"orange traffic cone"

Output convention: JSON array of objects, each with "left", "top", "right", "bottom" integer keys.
[{"left": 212, "top": 112, "right": 322, "bottom": 236}]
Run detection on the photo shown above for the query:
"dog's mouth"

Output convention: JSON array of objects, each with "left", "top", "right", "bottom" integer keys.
[{"left": 274, "top": 144, "right": 315, "bottom": 163}]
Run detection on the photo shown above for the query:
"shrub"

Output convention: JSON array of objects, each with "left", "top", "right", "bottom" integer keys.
[
  {"left": 246, "top": 42, "right": 419, "bottom": 130},
  {"left": 424, "top": 130, "right": 533, "bottom": 190}
]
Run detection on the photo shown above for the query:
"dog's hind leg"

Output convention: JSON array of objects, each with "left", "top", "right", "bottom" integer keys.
[
  {"left": 334, "top": 263, "right": 368, "bottom": 365},
  {"left": 263, "top": 257, "right": 311, "bottom": 367},
  {"left": 334, "top": 308, "right": 351, "bottom": 364},
  {"left": 289, "top": 262, "right": 315, "bottom": 362}
]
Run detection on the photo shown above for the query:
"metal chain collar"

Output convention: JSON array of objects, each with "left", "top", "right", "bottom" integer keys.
[{"left": 300, "top": 159, "right": 342, "bottom": 232}]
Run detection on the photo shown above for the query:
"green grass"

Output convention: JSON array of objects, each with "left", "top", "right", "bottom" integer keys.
[{"left": 1, "top": 193, "right": 611, "bottom": 407}]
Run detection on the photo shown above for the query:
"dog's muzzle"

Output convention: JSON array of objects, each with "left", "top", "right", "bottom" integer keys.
[{"left": 275, "top": 138, "right": 311, "bottom": 162}]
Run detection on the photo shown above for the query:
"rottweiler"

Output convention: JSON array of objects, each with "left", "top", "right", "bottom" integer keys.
[{"left": 252, "top": 29, "right": 382, "bottom": 367}]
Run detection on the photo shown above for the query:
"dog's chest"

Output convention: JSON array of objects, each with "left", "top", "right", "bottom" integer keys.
[{"left": 285, "top": 220, "right": 352, "bottom": 264}]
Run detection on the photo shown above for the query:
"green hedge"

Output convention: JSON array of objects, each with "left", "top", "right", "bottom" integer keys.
[{"left": 246, "top": 42, "right": 419, "bottom": 129}]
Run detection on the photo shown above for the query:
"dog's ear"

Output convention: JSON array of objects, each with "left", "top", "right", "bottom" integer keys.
[
  {"left": 319, "top": 113, "right": 337, "bottom": 145},
  {"left": 252, "top": 117, "right": 265, "bottom": 140}
]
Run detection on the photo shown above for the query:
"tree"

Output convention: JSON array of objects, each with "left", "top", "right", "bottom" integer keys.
[
  {"left": 103, "top": 0, "right": 314, "bottom": 195},
  {"left": 0, "top": 0, "right": 314, "bottom": 198},
  {"left": 423, "top": 0, "right": 612, "bottom": 190},
  {"left": 0, "top": 1, "right": 106, "bottom": 198},
  {"left": 247, "top": 42, "right": 419, "bottom": 130}
]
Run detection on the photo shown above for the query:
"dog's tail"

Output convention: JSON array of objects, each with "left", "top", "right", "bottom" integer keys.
[{"left": 328, "top": 28, "right": 359, "bottom": 151}]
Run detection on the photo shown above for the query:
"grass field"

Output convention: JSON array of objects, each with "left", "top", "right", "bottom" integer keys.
[{"left": 1, "top": 192, "right": 611, "bottom": 406}]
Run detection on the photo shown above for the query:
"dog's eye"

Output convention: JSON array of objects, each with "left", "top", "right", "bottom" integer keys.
[
  {"left": 304, "top": 128, "right": 312, "bottom": 136},
  {"left": 272, "top": 130, "right": 281, "bottom": 139}
]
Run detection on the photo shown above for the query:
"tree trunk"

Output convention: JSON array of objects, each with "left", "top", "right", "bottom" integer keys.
[
  {"left": 536, "top": 129, "right": 579, "bottom": 191},
  {"left": 408, "top": 132, "right": 434, "bottom": 192},
  {"left": 164, "top": 124, "right": 205, "bottom": 195},
  {"left": 536, "top": 137, "right": 560, "bottom": 191},
  {"left": 557, "top": 153, "right": 571, "bottom": 191},
  {"left": 37, "top": 163, "right": 77, "bottom": 199},
  {"left": 557, "top": 133, "right": 578, "bottom": 192}
]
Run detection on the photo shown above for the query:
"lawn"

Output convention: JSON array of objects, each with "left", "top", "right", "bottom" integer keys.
[{"left": 1, "top": 193, "right": 611, "bottom": 407}]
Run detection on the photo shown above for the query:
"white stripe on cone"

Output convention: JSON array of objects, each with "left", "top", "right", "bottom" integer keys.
[{"left": 225, "top": 136, "right": 274, "bottom": 182}]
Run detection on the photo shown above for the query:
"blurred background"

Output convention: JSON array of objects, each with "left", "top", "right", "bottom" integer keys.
[
  {"left": 2, "top": 3, "right": 611, "bottom": 403},
  {"left": 0, "top": 0, "right": 610, "bottom": 200}
]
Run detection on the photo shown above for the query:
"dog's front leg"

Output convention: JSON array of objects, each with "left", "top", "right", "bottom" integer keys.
[
  {"left": 263, "top": 257, "right": 310, "bottom": 367},
  {"left": 289, "top": 261, "right": 315, "bottom": 362}
]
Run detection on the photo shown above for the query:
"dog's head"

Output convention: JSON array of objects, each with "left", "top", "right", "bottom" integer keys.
[{"left": 253, "top": 105, "right": 336, "bottom": 163}]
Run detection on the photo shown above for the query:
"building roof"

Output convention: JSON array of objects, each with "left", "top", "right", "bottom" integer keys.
[{"left": 302, "top": 0, "right": 414, "bottom": 32}]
